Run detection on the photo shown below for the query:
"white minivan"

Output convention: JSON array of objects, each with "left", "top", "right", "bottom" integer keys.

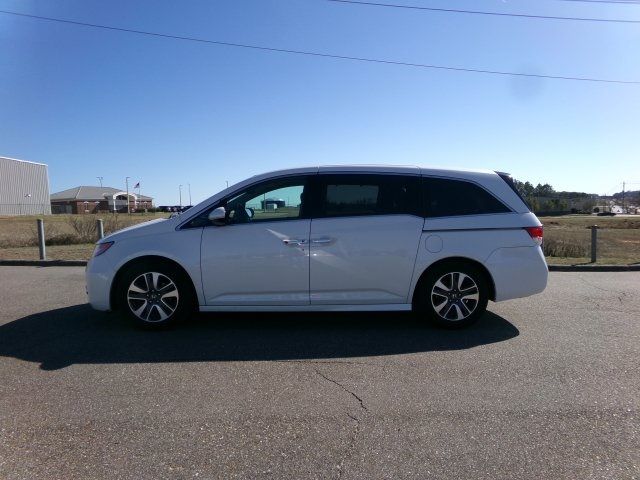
[{"left": 86, "top": 165, "right": 547, "bottom": 328}]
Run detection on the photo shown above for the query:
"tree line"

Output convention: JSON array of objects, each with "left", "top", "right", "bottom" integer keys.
[{"left": 512, "top": 180, "right": 596, "bottom": 213}]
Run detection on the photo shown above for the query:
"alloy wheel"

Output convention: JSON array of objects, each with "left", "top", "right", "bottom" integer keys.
[
  {"left": 430, "top": 272, "right": 480, "bottom": 322},
  {"left": 127, "top": 272, "right": 179, "bottom": 323}
]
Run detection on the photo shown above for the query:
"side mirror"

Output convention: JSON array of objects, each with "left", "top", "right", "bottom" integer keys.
[
  {"left": 246, "top": 207, "right": 255, "bottom": 219},
  {"left": 208, "top": 206, "right": 227, "bottom": 226}
]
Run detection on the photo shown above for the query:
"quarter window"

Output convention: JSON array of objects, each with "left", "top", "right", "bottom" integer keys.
[{"left": 423, "top": 177, "right": 510, "bottom": 217}]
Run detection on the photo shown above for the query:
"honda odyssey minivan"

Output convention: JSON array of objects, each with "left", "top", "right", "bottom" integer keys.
[{"left": 86, "top": 165, "right": 547, "bottom": 328}]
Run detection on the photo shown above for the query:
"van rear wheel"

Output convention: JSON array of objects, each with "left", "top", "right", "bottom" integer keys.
[{"left": 416, "top": 262, "right": 489, "bottom": 328}]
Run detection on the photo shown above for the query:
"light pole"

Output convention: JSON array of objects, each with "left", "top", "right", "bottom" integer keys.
[
  {"left": 126, "top": 177, "right": 131, "bottom": 214},
  {"left": 179, "top": 185, "right": 183, "bottom": 208},
  {"left": 225, "top": 180, "right": 229, "bottom": 188},
  {"left": 188, "top": 183, "right": 192, "bottom": 206},
  {"left": 97, "top": 176, "right": 103, "bottom": 187}
]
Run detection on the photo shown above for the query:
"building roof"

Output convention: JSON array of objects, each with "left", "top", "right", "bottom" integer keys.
[
  {"left": 0, "top": 155, "right": 48, "bottom": 167},
  {"left": 50, "top": 186, "right": 153, "bottom": 201}
]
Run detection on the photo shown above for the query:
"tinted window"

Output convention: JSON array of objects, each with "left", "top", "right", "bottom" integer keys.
[
  {"left": 423, "top": 177, "right": 510, "bottom": 217},
  {"left": 497, "top": 172, "right": 532, "bottom": 210},
  {"left": 317, "top": 174, "right": 419, "bottom": 217}
]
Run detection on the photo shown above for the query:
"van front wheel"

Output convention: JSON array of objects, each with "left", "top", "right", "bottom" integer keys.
[{"left": 117, "top": 262, "right": 193, "bottom": 328}]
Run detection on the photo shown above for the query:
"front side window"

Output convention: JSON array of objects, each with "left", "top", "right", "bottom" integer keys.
[
  {"left": 227, "top": 180, "right": 306, "bottom": 224},
  {"left": 423, "top": 177, "right": 510, "bottom": 217},
  {"left": 316, "top": 174, "right": 420, "bottom": 218},
  {"left": 184, "top": 176, "right": 309, "bottom": 228}
]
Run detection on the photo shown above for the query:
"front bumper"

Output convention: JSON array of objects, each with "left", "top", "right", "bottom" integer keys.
[{"left": 85, "top": 256, "right": 114, "bottom": 311}]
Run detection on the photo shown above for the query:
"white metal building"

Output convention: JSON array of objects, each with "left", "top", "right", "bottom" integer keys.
[{"left": 0, "top": 156, "right": 51, "bottom": 215}]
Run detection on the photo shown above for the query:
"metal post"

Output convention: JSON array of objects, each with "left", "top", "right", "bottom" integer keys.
[
  {"left": 179, "top": 184, "right": 183, "bottom": 208},
  {"left": 590, "top": 225, "right": 598, "bottom": 263},
  {"left": 37, "top": 219, "right": 46, "bottom": 260},
  {"left": 97, "top": 219, "right": 104, "bottom": 240},
  {"left": 126, "top": 177, "right": 131, "bottom": 215}
]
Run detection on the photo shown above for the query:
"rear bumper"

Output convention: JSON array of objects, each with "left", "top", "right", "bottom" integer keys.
[
  {"left": 485, "top": 246, "right": 548, "bottom": 302},
  {"left": 85, "top": 257, "right": 113, "bottom": 311}
]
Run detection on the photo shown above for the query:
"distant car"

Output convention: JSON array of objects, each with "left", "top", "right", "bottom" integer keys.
[
  {"left": 86, "top": 165, "right": 547, "bottom": 328},
  {"left": 159, "top": 205, "right": 192, "bottom": 213},
  {"left": 597, "top": 212, "right": 616, "bottom": 216}
]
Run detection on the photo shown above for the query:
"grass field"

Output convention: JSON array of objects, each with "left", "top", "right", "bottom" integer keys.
[
  {"left": 0, "top": 243, "right": 96, "bottom": 261},
  {"left": 542, "top": 215, "right": 640, "bottom": 265},
  {"left": 0, "top": 213, "right": 638, "bottom": 265},
  {"left": 0, "top": 213, "right": 168, "bottom": 248}
]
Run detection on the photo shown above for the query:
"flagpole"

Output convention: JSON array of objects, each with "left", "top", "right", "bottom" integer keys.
[{"left": 126, "top": 177, "right": 130, "bottom": 215}]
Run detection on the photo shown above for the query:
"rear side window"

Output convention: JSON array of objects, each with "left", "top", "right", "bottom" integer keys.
[
  {"left": 497, "top": 172, "right": 531, "bottom": 210},
  {"left": 316, "top": 174, "right": 420, "bottom": 218},
  {"left": 423, "top": 177, "right": 510, "bottom": 217}
]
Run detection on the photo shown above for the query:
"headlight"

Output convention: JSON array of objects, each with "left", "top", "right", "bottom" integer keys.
[{"left": 93, "top": 241, "right": 114, "bottom": 257}]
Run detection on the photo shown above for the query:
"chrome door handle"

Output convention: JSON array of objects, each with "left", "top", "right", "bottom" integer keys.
[
  {"left": 283, "top": 239, "right": 306, "bottom": 246},
  {"left": 311, "top": 238, "right": 333, "bottom": 245}
]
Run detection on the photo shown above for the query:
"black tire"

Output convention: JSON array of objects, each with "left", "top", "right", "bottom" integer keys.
[
  {"left": 415, "top": 262, "right": 489, "bottom": 329},
  {"left": 117, "top": 261, "right": 195, "bottom": 328}
]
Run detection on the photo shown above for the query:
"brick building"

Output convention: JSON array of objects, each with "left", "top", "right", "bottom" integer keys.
[{"left": 50, "top": 186, "right": 153, "bottom": 214}]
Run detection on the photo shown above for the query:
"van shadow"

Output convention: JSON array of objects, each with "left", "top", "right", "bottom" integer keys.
[{"left": 0, "top": 305, "right": 519, "bottom": 370}]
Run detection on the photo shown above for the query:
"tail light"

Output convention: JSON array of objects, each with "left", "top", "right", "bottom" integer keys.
[{"left": 524, "top": 226, "right": 543, "bottom": 246}]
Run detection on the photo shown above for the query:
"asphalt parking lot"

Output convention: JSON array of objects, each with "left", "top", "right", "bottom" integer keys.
[{"left": 0, "top": 267, "right": 638, "bottom": 480}]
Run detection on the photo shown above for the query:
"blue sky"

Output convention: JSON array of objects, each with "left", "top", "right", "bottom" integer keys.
[{"left": 1, "top": 0, "right": 639, "bottom": 205}]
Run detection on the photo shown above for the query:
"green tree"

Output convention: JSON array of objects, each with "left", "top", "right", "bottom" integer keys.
[
  {"left": 541, "top": 200, "right": 555, "bottom": 212},
  {"left": 534, "top": 183, "right": 555, "bottom": 196},
  {"left": 529, "top": 197, "right": 541, "bottom": 212},
  {"left": 582, "top": 199, "right": 596, "bottom": 212},
  {"left": 522, "top": 181, "right": 535, "bottom": 198}
]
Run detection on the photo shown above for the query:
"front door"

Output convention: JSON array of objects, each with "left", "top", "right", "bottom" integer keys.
[{"left": 200, "top": 175, "right": 312, "bottom": 306}]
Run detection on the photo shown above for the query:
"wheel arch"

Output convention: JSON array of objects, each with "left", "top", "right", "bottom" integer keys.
[
  {"left": 411, "top": 256, "right": 496, "bottom": 308},
  {"left": 110, "top": 255, "right": 199, "bottom": 312}
]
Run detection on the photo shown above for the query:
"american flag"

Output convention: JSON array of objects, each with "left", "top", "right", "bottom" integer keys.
[{"left": 134, "top": 182, "right": 140, "bottom": 189}]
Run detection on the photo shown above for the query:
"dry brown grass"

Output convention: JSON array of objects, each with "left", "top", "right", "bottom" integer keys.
[
  {"left": 541, "top": 215, "right": 640, "bottom": 264},
  {"left": 542, "top": 216, "right": 640, "bottom": 230},
  {"left": 0, "top": 213, "right": 169, "bottom": 249},
  {"left": 543, "top": 237, "right": 588, "bottom": 258},
  {"left": 0, "top": 244, "right": 95, "bottom": 261}
]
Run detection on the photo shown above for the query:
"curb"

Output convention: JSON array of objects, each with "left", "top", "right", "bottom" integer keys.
[
  {"left": 548, "top": 264, "right": 640, "bottom": 272},
  {"left": 0, "top": 260, "right": 87, "bottom": 267}
]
